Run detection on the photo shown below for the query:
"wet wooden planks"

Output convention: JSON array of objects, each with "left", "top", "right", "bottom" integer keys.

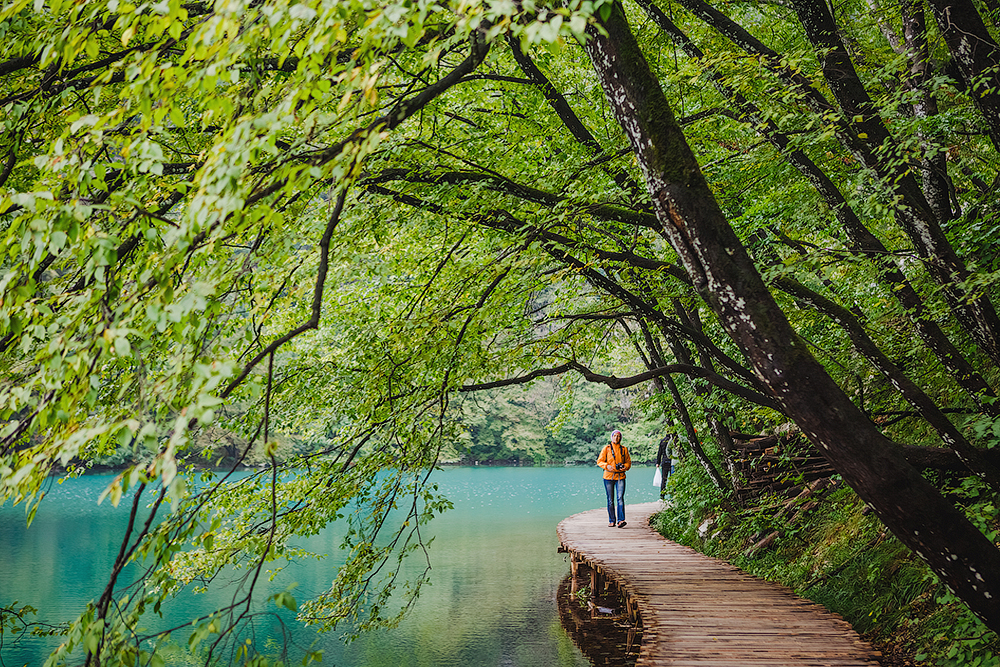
[{"left": 557, "top": 502, "right": 882, "bottom": 666}]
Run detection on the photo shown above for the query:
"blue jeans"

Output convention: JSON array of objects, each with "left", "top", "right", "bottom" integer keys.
[{"left": 604, "top": 478, "right": 626, "bottom": 524}]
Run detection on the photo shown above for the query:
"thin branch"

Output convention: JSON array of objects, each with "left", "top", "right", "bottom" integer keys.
[
  {"left": 0, "top": 143, "right": 17, "bottom": 188},
  {"left": 362, "top": 182, "right": 689, "bottom": 282},
  {"left": 460, "top": 360, "right": 781, "bottom": 410},
  {"left": 220, "top": 187, "right": 348, "bottom": 399},
  {"left": 363, "top": 168, "right": 659, "bottom": 229}
]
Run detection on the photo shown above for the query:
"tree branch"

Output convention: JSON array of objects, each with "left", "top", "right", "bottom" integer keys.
[
  {"left": 220, "top": 188, "right": 348, "bottom": 399},
  {"left": 460, "top": 360, "right": 781, "bottom": 410},
  {"left": 363, "top": 168, "right": 658, "bottom": 229}
]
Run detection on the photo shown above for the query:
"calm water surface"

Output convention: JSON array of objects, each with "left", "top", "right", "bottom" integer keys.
[{"left": 0, "top": 466, "right": 661, "bottom": 667}]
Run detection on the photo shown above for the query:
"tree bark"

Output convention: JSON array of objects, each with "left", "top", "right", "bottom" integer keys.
[
  {"left": 901, "top": 0, "right": 953, "bottom": 221},
  {"left": 901, "top": 443, "right": 1000, "bottom": 472},
  {"left": 788, "top": 0, "right": 1000, "bottom": 365},
  {"left": 636, "top": 0, "right": 1000, "bottom": 414},
  {"left": 584, "top": 0, "right": 1000, "bottom": 632},
  {"left": 926, "top": 0, "right": 1000, "bottom": 153}
]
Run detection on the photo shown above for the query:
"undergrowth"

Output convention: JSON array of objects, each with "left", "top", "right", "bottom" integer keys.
[{"left": 653, "top": 463, "right": 1000, "bottom": 667}]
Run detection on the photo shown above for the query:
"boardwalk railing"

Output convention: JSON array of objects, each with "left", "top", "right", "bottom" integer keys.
[{"left": 557, "top": 502, "right": 883, "bottom": 666}]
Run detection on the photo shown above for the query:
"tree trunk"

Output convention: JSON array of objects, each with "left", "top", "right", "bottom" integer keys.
[
  {"left": 635, "top": 318, "right": 730, "bottom": 491},
  {"left": 901, "top": 0, "right": 953, "bottom": 221},
  {"left": 926, "top": 0, "right": 1000, "bottom": 153},
  {"left": 584, "top": 0, "right": 1000, "bottom": 632},
  {"left": 663, "top": 373, "right": 728, "bottom": 490},
  {"left": 670, "top": 301, "right": 742, "bottom": 492},
  {"left": 789, "top": 0, "right": 1000, "bottom": 365},
  {"left": 636, "top": 0, "right": 1000, "bottom": 414}
]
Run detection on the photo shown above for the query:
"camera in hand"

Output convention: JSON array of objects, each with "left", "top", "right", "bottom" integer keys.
[{"left": 615, "top": 463, "right": 625, "bottom": 470}]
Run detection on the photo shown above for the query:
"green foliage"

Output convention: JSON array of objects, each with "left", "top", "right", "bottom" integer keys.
[
  {"left": 452, "top": 379, "right": 661, "bottom": 463},
  {"left": 652, "top": 457, "right": 726, "bottom": 542},
  {"left": 911, "top": 476, "right": 1000, "bottom": 666},
  {"left": 5, "top": 0, "right": 1000, "bottom": 662},
  {"left": 920, "top": 588, "right": 1000, "bottom": 667},
  {"left": 1, "top": 0, "right": 631, "bottom": 659}
]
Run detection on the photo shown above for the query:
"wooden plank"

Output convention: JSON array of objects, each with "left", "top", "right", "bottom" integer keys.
[{"left": 557, "top": 502, "right": 882, "bottom": 666}]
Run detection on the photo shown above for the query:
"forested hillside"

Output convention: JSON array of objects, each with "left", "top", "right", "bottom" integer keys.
[
  {"left": 453, "top": 380, "right": 662, "bottom": 464},
  {"left": 3, "top": 0, "right": 1000, "bottom": 664},
  {"left": 75, "top": 380, "right": 662, "bottom": 467}
]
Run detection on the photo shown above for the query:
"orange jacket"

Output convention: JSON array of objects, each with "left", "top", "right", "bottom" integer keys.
[{"left": 597, "top": 442, "right": 631, "bottom": 480}]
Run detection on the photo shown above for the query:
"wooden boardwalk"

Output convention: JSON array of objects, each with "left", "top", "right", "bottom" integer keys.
[{"left": 557, "top": 502, "right": 883, "bottom": 666}]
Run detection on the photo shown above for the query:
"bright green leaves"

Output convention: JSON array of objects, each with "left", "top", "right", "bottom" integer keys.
[
  {"left": 0, "top": 0, "right": 636, "bottom": 663},
  {"left": 516, "top": 0, "right": 606, "bottom": 46},
  {"left": 187, "top": 616, "right": 220, "bottom": 651},
  {"left": 296, "top": 462, "right": 452, "bottom": 637},
  {"left": 272, "top": 588, "right": 298, "bottom": 611}
]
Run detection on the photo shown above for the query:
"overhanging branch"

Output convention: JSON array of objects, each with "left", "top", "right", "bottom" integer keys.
[
  {"left": 459, "top": 360, "right": 781, "bottom": 410},
  {"left": 220, "top": 188, "right": 348, "bottom": 400},
  {"left": 363, "top": 168, "right": 659, "bottom": 230}
]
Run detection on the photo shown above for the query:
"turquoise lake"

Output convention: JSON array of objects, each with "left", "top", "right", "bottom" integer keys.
[{"left": 0, "top": 465, "right": 662, "bottom": 666}]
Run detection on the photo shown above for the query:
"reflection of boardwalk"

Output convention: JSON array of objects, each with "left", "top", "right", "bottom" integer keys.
[
  {"left": 557, "top": 571, "right": 639, "bottom": 667},
  {"left": 557, "top": 502, "right": 882, "bottom": 666}
]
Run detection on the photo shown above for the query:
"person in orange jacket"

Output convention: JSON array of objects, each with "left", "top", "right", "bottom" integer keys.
[{"left": 597, "top": 430, "right": 631, "bottom": 527}]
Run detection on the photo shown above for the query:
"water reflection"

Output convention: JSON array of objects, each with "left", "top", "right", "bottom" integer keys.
[{"left": 557, "top": 562, "right": 640, "bottom": 667}]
